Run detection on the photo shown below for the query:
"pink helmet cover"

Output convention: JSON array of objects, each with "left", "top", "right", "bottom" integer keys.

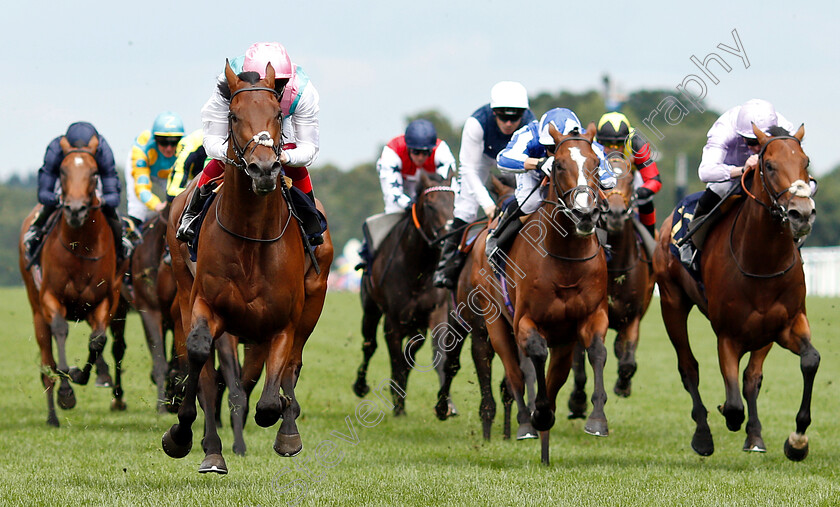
[{"left": 243, "top": 42, "right": 294, "bottom": 80}]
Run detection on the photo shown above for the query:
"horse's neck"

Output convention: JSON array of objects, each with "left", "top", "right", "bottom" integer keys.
[
  {"left": 218, "top": 172, "right": 290, "bottom": 239},
  {"left": 608, "top": 221, "right": 637, "bottom": 264},
  {"left": 58, "top": 210, "right": 109, "bottom": 246},
  {"left": 730, "top": 198, "right": 796, "bottom": 270},
  {"left": 538, "top": 206, "right": 597, "bottom": 257},
  {"left": 397, "top": 217, "right": 439, "bottom": 269}
]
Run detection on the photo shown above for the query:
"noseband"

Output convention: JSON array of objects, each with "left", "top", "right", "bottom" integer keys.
[
  {"left": 411, "top": 185, "right": 455, "bottom": 246},
  {"left": 225, "top": 86, "right": 283, "bottom": 170}
]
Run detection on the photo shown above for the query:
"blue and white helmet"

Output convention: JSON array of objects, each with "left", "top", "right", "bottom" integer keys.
[{"left": 538, "top": 108, "right": 583, "bottom": 145}]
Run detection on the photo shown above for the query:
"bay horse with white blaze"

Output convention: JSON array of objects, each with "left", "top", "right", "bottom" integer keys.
[
  {"left": 163, "top": 61, "right": 333, "bottom": 474},
  {"left": 473, "top": 124, "right": 610, "bottom": 465},
  {"left": 19, "top": 135, "right": 125, "bottom": 426},
  {"left": 653, "top": 123, "right": 818, "bottom": 460}
]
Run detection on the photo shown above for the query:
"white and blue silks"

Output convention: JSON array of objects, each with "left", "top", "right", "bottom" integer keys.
[{"left": 497, "top": 108, "right": 616, "bottom": 214}]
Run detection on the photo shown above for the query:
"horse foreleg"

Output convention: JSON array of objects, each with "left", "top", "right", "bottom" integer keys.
[
  {"left": 139, "top": 306, "right": 169, "bottom": 413},
  {"left": 255, "top": 327, "right": 297, "bottom": 455},
  {"left": 717, "top": 336, "right": 746, "bottom": 432},
  {"left": 778, "top": 314, "right": 820, "bottom": 461},
  {"left": 45, "top": 301, "right": 75, "bottom": 410},
  {"left": 518, "top": 321, "right": 553, "bottom": 436},
  {"left": 742, "top": 344, "right": 771, "bottom": 452},
  {"left": 543, "top": 343, "right": 575, "bottom": 464},
  {"left": 162, "top": 312, "right": 219, "bottom": 461},
  {"left": 71, "top": 298, "right": 111, "bottom": 386},
  {"left": 467, "top": 327, "right": 496, "bottom": 438},
  {"left": 434, "top": 316, "right": 468, "bottom": 421},
  {"left": 241, "top": 341, "right": 269, "bottom": 426},
  {"left": 614, "top": 318, "right": 641, "bottom": 398},
  {"left": 217, "top": 333, "right": 246, "bottom": 456},
  {"left": 34, "top": 312, "right": 61, "bottom": 426},
  {"left": 194, "top": 357, "right": 227, "bottom": 474},
  {"left": 568, "top": 343, "right": 588, "bottom": 418},
  {"left": 354, "top": 288, "right": 381, "bottom": 398},
  {"left": 109, "top": 322, "right": 127, "bottom": 411},
  {"left": 488, "top": 318, "right": 529, "bottom": 438},
  {"left": 384, "top": 320, "right": 415, "bottom": 416},
  {"left": 659, "top": 287, "right": 712, "bottom": 456},
  {"left": 583, "top": 323, "right": 609, "bottom": 438}
]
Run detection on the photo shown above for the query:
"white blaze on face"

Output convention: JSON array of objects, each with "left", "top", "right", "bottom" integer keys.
[{"left": 568, "top": 147, "right": 590, "bottom": 207}]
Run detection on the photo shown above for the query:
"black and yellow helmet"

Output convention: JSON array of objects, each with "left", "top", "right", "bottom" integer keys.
[{"left": 596, "top": 112, "right": 631, "bottom": 144}]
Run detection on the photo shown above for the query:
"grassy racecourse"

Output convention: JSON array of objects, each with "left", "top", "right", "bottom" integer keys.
[{"left": 0, "top": 286, "right": 838, "bottom": 506}]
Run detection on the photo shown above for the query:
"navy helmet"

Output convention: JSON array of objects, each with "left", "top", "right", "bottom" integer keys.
[
  {"left": 65, "top": 122, "right": 98, "bottom": 148},
  {"left": 405, "top": 119, "right": 437, "bottom": 151}
]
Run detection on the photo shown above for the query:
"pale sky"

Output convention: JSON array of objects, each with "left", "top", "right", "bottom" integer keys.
[{"left": 2, "top": 0, "right": 838, "bottom": 180}]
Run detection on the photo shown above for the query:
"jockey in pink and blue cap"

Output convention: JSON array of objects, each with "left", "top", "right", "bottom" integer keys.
[{"left": 176, "top": 42, "right": 322, "bottom": 244}]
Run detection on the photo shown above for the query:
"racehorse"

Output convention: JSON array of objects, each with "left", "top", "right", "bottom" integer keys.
[
  {"left": 653, "top": 123, "right": 818, "bottom": 460},
  {"left": 18, "top": 135, "right": 124, "bottom": 426},
  {"left": 163, "top": 61, "right": 333, "bottom": 474},
  {"left": 568, "top": 154, "right": 655, "bottom": 417},
  {"left": 470, "top": 123, "right": 610, "bottom": 465},
  {"left": 434, "top": 174, "right": 538, "bottom": 440},
  {"left": 352, "top": 171, "right": 455, "bottom": 415}
]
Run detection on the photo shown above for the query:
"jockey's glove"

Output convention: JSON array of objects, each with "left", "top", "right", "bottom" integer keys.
[
  {"left": 634, "top": 187, "right": 655, "bottom": 205},
  {"left": 536, "top": 156, "right": 555, "bottom": 176}
]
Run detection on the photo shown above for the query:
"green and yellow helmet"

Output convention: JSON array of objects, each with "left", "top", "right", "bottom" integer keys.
[
  {"left": 596, "top": 112, "right": 631, "bottom": 144},
  {"left": 152, "top": 111, "right": 185, "bottom": 138}
]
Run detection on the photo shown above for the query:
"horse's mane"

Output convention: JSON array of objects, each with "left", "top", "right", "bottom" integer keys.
[
  {"left": 217, "top": 71, "right": 289, "bottom": 100},
  {"left": 766, "top": 125, "right": 790, "bottom": 137}
]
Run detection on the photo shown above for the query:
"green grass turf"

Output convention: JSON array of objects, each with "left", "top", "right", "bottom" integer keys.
[{"left": 0, "top": 287, "right": 838, "bottom": 506}]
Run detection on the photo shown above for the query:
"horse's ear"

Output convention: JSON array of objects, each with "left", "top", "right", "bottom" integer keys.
[
  {"left": 584, "top": 122, "right": 597, "bottom": 143},
  {"left": 59, "top": 136, "right": 71, "bottom": 154},
  {"left": 86, "top": 134, "right": 99, "bottom": 153},
  {"left": 548, "top": 122, "right": 562, "bottom": 144},
  {"left": 793, "top": 123, "right": 805, "bottom": 142},
  {"left": 418, "top": 170, "right": 431, "bottom": 191},
  {"left": 264, "top": 62, "right": 275, "bottom": 88},
  {"left": 224, "top": 59, "right": 239, "bottom": 91},
  {"left": 752, "top": 122, "right": 769, "bottom": 145}
]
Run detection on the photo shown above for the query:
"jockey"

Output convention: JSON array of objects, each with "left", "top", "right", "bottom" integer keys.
[
  {"left": 377, "top": 119, "right": 456, "bottom": 213},
  {"left": 678, "top": 99, "right": 795, "bottom": 268},
  {"left": 23, "top": 122, "right": 132, "bottom": 263},
  {"left": 487, "top": 108, "right": 617, "bottom": 263},
  {"left": 596, "top": 111, "right": 662, "bottom": 237},
  {"left": 176, "top": 41, "right": 322, "bottom": 245},
  {"left": 165, "top": 129, "right": 205, "bottom": 202},
  {"left": 125, "top": 111, "right": 185, "bottom": 228},
  {"left": 433, "top": 81, "right": 536, "bottom": 289}
]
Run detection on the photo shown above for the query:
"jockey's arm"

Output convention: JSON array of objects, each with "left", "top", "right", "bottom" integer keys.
[
  {"left": 497, "top": 124, "right": 540, "bottom": 173},
  {"left": 377, "top": 145, "right": 411, "bottom": 211},
  {"left": 94, "top": 135, "right": 121, "bottom": 209},
  {"left": 201, "top": 78, "right": 231, "bottom": 162},
  {"left": 129, "top": 134, "right": 162, "bottom": 211},
  {"left": 37, "top": 138, "right": 63, "bottom": 206},
  {"left": 459, "top": 117, "right": 495, "bottom": 212},
  {"left": 283, "top": 84, "right": 320, "bottom": 167},
  {"left": 630, "top": 135, "right": 662, "bottom": 194},
  {"left": 434, "top": 141, "right": 456, "bottom": 179},
  {"left": 591, "top": 143, "right": 617, "bottom": 189}
]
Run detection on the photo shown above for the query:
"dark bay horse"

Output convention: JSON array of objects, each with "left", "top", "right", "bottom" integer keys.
[
  {"left": 18, "top": 135, "right": 125, "bottom": 426},
  {"left": 653, "top": 124, "right": 818, "bottom": 460},
  {"left": 568, "top": 154, "right": 655, "bottom": 417},
  {"left": 471, "top": 124, "right": 610, "bottom": 465},
  {"left": 353, "top": 171, "right": 455, "bottom": 415},
  {"left": 163, "top": 61, "right": 333, "bottom": 474},
  {"left": 434, "top": 174, "right": 537, "bottom": 441}
]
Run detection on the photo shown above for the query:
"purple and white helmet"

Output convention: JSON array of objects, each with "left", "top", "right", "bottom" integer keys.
[{"left": 735, "top": 99, "right": 778, "bottom": 138}]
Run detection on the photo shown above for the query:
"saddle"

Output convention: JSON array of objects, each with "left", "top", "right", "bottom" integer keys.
[
  {"left": 669, "top": 191, "right": 742, "bottom": 280},
  {"left": 27, "top": 209, "right": 62, "bottom": 269}
]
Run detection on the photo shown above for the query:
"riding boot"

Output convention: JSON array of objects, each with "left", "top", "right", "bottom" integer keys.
[
  {"left": 679, "top": 188, "right": 721, "bottom": 270},
  {"left": 433, "top": 218, "right": 468, "bottom": 289},
  {"left": 104, "top": 208, "right": 131, "bottom": 262},
  {"left": 176, "top": 182, "right": 216, "bottom": 242},
  {"left": 355, "top": 240, "right": 372, "bottom": 271},
  {"left": 304, "top": 189, "right": 324, "bottom": 246},
  {"left": 23, "top": 205, "right": 56, "bottom": 263},
  {"left": 485, "top": 206, "right": 525, "bottom": 267},
  {"left": 644, "top": 222, "right": 656, "bottom": 238}
]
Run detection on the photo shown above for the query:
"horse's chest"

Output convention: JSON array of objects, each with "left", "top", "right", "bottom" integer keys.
[{"left": 209, "top": 278, "right": 301, "bottom": 333}]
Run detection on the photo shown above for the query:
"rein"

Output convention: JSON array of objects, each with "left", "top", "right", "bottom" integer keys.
[
  {"left": 214, "top": 196, "right": 292, "bottom": 243},
  {"left": 728, "top": 202, "right": 799, "bottom": 279},
  {"left": 741, "top": 135, "right": 809, "bottom": 222}
]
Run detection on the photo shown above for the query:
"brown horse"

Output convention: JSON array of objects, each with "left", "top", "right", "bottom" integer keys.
[
  {"left": 18, "top": 135, "right": 124, "bottom": 426},
  {"left": 471, "top": 124, "right": 610, "bottom": 464},
  {"left": 653, "top": 124, "right": 818, "bottom": 460},
  {"left": 163, "top": 61, "right": 333, "bottom": 474},
  {"left": 568, "top": 154, "right": 655, "bottom": 417},
  {"left": 434, "top": 174, "right": 538, "bottom": 441},
  {"left": 353, "top": 171, "right": 455, "bottom": 415}
]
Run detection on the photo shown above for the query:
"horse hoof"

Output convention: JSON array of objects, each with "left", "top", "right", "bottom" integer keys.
[
  {"left": 199, "top": 454, "right": 228, "bottom": 474},
  {"left": 567, "top": 394, "right": 587, "bottom": 419},
  {"left": 784, "top": 432, "right": 809, "bottom": 462},
  {"left": 57, "top": 386, "right": 76, "bottom": 410},
  {"left": 584, "top": 417, "right": 609, "bottom": 437},
  {"left": 274, "top": 433, "right": 303, "bottom": 457},
  {"left": 352, "top": 380, "right": 370, "bottom": 398},
  {"left": 393, "top": 405, "right": 406, "bottom": 417},
  {"left": 717, "top": 404, "right": 744, "bottom": 432},
  {"left": 95, "top": 374, "right": 113, "bottom": 388},
  {"left": 434, "top": 397, "right": 449, "bottom": 421},
  {"left": 162, "top": 427, "right": 192, "bottom": 458},
  {"left": 613, "top": 382, "right": 632, "bottom": 398},
  {"left": 516, "top": 422, "right": 538, "bottom": 440},
  {"left": 482, "top": 420, "right": 492, "bottom": 440},
  {"left": 110, "top": 398, "right": 127, "bottom": 411},
  {"left": 254, "top": 404, "right": 283, "bottom": 428},
  {"left": 531, "top": 409, "right": 555, "bottom": 432},
  {"left": 447, "top": 401, "right": 459, "bottom": 418},
  {"left": 47, "top": 414, "right": 60, "bottom": 427},
  {"left": 233, "top": 442, "right": 246, "bottom": 457},
  {"left": 69, "top": 367, "right": 90, "bottom": 385},
  {"left": 691, "top": 429, "right": 714, "bottom": 456},
  {"left": 743, "top": 435, "right": 766, "bottom": 453}
]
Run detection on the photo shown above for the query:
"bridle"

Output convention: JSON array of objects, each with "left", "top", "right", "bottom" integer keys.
[
  {"left": 411, "top": 185, "right": 455, "bottom": 246},
  {"left": 543, "top": 135, "right": 608, "bottom": 221},
  {"left": 58, "top": 148, "right": 101, "bottom": 211},
  {"left": 741, "top": 135, "right": 815, "bottom": 223},
  {"left": 224, "top": 86, "right": 284, "bottom": 170}
]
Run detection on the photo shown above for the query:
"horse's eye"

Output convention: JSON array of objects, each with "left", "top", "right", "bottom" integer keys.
[
  {"left": 766, "top": 162, "right": 774, "bottom": 172},
  {"left": 228, "top": 113, "right": 238, "bottom": 123}
]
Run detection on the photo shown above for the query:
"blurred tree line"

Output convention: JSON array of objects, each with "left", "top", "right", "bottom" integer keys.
[{"left": 2, "top": 89, "right": 838, "bottom": 285}]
